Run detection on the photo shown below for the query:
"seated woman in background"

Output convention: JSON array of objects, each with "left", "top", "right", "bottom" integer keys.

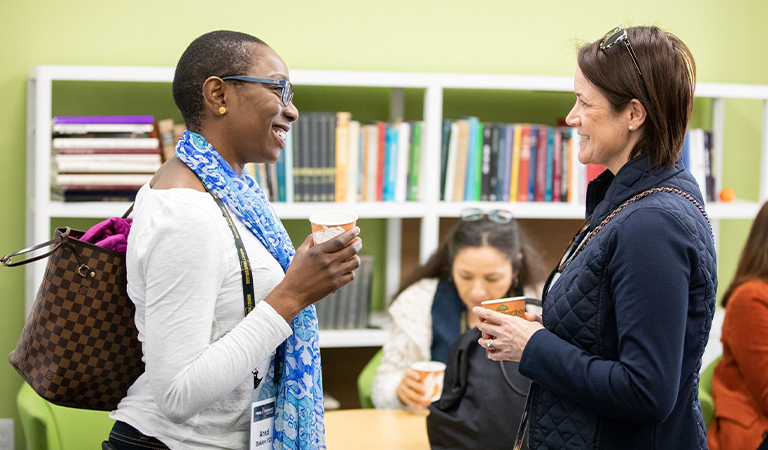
[
  {"left": 708, "top": 201, "right": 768, "bottom": 450},
  {"left": 371, "top": 208, "right": 545, "bottom": 411}
]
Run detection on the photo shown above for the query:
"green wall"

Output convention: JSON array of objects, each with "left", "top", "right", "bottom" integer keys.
[{"left": 2, "top": 1, "right": 768, "bottom": 448}]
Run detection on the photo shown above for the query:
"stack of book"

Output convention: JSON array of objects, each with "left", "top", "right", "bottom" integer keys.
[
  {"left": 315, "top": 255, "right": 374, "bottom": 330},
  {"left": 246, "top": 111, "right": 425, "bottom": 203},
  {"left": 439, "top": 119, "right": 585, "bottom": 203},
  {"left": 51, "top": 115, "right": 162, "bottom": 202}
]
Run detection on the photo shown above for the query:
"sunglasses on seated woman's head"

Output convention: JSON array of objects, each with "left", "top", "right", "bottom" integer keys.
[{"left": 460, "top": 208, "right": 514, "bottom": 224}]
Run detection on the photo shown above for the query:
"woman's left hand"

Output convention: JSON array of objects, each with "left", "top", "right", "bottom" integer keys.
[{"left": 472, "top": 306, "right": 545, "bottom": 362}]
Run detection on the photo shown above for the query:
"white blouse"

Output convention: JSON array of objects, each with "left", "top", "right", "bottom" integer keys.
[{"left": 111, "top": 184, "right": 292, "bottom": 450}]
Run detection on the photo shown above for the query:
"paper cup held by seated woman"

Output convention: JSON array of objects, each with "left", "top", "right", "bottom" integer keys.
[
  {"left": 481, "top": 296, "right": 526, "bottom": 318},
  {"left": 308, "top": 211, "right": 358, "bottom": 244},
  {"left": 411, "top": 361, "right": 446, "bottom": 403}
]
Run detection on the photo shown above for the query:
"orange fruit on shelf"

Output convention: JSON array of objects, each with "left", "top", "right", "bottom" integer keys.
[{"left": 719, "top": 188, "right": 736, "bottom": 202}]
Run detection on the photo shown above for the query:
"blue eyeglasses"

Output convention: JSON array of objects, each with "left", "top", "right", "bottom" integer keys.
[{"left": 221, "top": 76, "right": 294, "bottom": 106}]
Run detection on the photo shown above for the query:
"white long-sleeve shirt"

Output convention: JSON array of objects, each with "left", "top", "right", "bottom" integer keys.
[{"left": 111, "top": 184, "right": 292, "bottom": 450}]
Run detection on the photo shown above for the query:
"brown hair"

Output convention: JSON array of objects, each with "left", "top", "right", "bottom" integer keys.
[
  {"left": 577, "top": 26, "right": 696, "bottom": 169},
  {"left": 393, "top": 217, "right": 546, "bottom": 300},
  {"left": 721, "top": 201, "right": 768, "bottom": 306}
]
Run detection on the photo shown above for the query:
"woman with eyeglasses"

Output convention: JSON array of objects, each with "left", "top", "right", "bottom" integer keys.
[
  {"left": 105, "top": 31, "right": 361, "bottom": 450},
  {"left": 474, "top": 26, "right": 716, "bottom": 450},
  {"left": 707, "top": 201, "right": 768, "bottom": 450},
  {"left": 371, "top": 210, "right": 545, "bottom": 445}
]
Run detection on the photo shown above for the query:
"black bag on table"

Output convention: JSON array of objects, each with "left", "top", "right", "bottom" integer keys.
[{"left": 427, "top": 327, "right": 530, "bottom": 450}]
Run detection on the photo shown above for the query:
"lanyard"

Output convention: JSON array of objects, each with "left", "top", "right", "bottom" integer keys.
[{"left": 193, "top": 175, "right": 281, "bottom": 388}]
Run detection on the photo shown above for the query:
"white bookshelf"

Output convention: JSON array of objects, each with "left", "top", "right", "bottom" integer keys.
[{"left": 27, "top": 66, "right": 768, "bottom": 351}]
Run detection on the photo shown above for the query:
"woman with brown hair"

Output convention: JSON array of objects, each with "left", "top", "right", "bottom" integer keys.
[
  {"left": 708, "top": 201, "right": 768, "bottom": 450},
  {"left": 474, "top": 25, "right": 717, "bottom": 449}
]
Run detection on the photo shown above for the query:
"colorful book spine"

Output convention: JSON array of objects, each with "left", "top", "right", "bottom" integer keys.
[
  {"left": 510, "top": 124, "right": 522, "bottom": 203},
  {"left": 464, "top": 118, "right": 479, "bottom": 201},
  {"left": 383, "top": 125, "right": 399, "bottom": 201},
  {"left": 527, "top": 126, "right": 538, "bottom": 202},
  {"left": 395, "top": 122, "right": 411, "bottom": 202},
  {"left": 452, "top": 120, "right": 470, "bottom": 201},
  {"left": 52, "top": 115, "right": 155, "bottom": 124},
  {"left": 552, "top": 128, "right": 562, "bottom": 203},
  {"left": 347, "top": 119, "right": 361, "bottom": 203},
  {"left": 408, "top": 122, "right": 423, "bottom": 201},
  {"left": 480, "top": 123, "right": 493, "bottom": 201},
  {"left": 439, "top": 119, "right": 452, "bottom": 200},
  {"left": 517, "top": 125, "right": 530, "bottom": 202},
  {"left": 376, "top": 122, "right": 386, "bottom": 202},
  {"left": 502, "top": 124, "right": 514, "bottom": 202},
  {"left": 335, "top": 112, "right": 351, "bottom": 203},
  {"left": 489, "top": 124, "right": 501, "bottom": 202},
  {"left": 443, "top": 122, "right": 460, "bottom": 201},
  {"left": 545, "top": 127, "right": 555, "bottom": 202}
]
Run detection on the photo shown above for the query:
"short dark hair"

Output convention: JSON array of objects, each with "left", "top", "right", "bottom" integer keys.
[
  {"left": 394, "top": 217, "right": 545, "bottom": 300},
  {"left": 172, "top": 30, "right": 267, "bottom": 132},
  {"left": 577, "top": 26, "right": 696, "bottom": 168}
]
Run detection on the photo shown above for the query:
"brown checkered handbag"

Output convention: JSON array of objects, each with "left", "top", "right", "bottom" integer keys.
[{"left": 2, "top": 217, "right": 144, "bottom": 411}]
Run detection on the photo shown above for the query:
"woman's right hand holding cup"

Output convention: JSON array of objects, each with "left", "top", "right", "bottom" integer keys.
[
  {"left": 266, "top": 227, "right": 362, "bottom": 322},
  {"left": 397, "top": 368, "right": 428, "bottom": 408}
]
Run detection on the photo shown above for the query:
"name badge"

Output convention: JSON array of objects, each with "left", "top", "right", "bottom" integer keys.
[{"left": 251, "top": 397, "right": 276, "bottom": 450}]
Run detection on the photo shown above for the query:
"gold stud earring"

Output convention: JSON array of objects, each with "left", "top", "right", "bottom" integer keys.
[{"left": 219, "top": 106, "right": 227, "bottom": 115}]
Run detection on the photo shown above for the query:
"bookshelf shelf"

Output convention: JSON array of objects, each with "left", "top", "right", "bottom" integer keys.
[
  {"left": 317, "top": 329, "right": 389, "bottom": 348},
  {"left": 27, "top": 66, "right": 768, "bottom": 360}
]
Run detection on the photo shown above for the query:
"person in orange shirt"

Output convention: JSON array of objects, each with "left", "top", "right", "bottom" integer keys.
[{"left": 708, "top": 201, "right": 768, "bottom": 450}]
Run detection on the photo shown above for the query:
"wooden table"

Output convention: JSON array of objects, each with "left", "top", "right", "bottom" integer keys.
[{"left": 324, "top": 409, "right": 430, "bottom": 449}]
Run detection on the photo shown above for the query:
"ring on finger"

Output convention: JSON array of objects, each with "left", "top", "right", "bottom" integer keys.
[{"left": 488, "top": 338, "right": 496, "bottom": 351}]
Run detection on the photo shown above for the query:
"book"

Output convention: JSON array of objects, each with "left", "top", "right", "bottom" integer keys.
[
  {"left": 534, "top": 126, "right": 548, "bottom": 202},
  {"left": 517, "top": 125, "right": 530, "bottom": 202},
  {"left": 452, "top": 120, "right": 470, "bottom": 201},
  {"left": 53, "top": 138, "right": 160, "bottom": 149},
  {"left": 489, "top": 124, "right": 500, "bottom": 202},
  {"left": 355, "top": 255, "right": 374, "bottom": 328},
  {"left": 292, "top": 117, "right": 306, "bottom": 202},
  {"left": 376, "top": 122, "right": 386, "bottom": 202},
  {"left": 54, "top": 173, "right": 153, "bottom": 186},
  {"left": 407, "top": 122, "right": 423, "bottom": 201},
  {"left": 527, "top": 126, "right": 539, "bottom": 202},
  {"left": 502, "top": 124, "right": 514, "bottom": 202},
  {"left": 347, "top": 120, "right": 361, "bottom": 203},
  {"left": 439, "top": 119, "right": 452, "bottom": 201},
  {"left": 52, "top": 123, "right": 155, "bottom": 135},
  {"left": 157, "top": 119, "right": 176, "bottom": 162},
  {"left": 494, "top": 125, "right": 506, "bottom": 201},
  {"left": 310, "top": 114, "right": 322, "bottom": 202},
  {"left": 480, "top": 123, "right": 493, "bottom": 201},
  {"left": 335, "top": 112, "right": 351, "bottom": 202},
  {"left": 552, "top": 128, "right": 562, "bottom": 202},
  {"left": 443, "top": 121, "right": 460, "bottom": 201},
  {"left": 559, "top": 128, "right": 570, "bottom": 202},
  {"left": 55, "top": 161, "right": 161, "bottom": 174},
  {"left": 395, "top": 121, "right": 411, "bottom": 202},
  {"left": 510, "top": 124, "right": 522, "bottom": 203},
  {"left": 53, "top": 115, "right": 155, "bottom": 125},
  {"left": 383, "top": 125, "right": 399, "bottom": 201},
  {"left": 545, "top": 127, "right": 554, "bottom": 202},
  {"left": 464, "top": 118, "right": 481, "bottom": 201},
  {"left": 363, "top": 124, "right": 379, "bottom": 202}
]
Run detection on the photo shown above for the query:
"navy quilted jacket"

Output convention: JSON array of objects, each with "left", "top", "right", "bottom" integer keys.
[{"left": 519, "top": 155, "right": 717, "bottom": 450}]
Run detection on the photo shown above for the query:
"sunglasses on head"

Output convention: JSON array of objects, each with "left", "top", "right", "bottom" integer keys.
[
  {"left": 460, "top": 208, "right": 514, "bottom": 224},
  {"left": 600, "top": 25, "right": 649, "bottom": 95}
]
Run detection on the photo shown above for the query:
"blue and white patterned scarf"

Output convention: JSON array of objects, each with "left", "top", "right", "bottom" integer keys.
[{"left": 176, "top": 131, "right": 325, "bottom": 450}]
